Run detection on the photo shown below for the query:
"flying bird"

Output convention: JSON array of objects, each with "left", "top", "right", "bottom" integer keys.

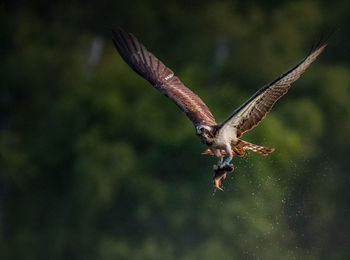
[{"left": 112, "top": 28, "right": 327, "bottom": 190}]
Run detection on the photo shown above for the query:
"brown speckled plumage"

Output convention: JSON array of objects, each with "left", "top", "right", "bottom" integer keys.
[
  {"left": 112, "top": 28, "right": 217, "bottom": 127},
  {"left": 112, "top": 28, "right": 327, "bottom": 190}
]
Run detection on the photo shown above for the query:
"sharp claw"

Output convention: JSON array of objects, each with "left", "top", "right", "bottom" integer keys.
[
  {"left": 224, "top": 157, "right": 232, "bottom": 164},
  {"left": 219, "top": 162, "right": 234, "bottom": 172},
  {"left": 202, "top": 149, "right": 213, "bottom": 155}
]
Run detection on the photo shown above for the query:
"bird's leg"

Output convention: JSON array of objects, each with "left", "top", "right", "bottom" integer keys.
[
  {"left": 217, "top": 157, "right": 224, "bottom": 167},
  {"left": 224, "top": 156, "right": 232, "bottom": 165},
  {"left": 212, "top": 149, "right": 223, "bottom": 167},
  {"left": 221, "top": 144, "right": 233, "bottom": 167}
]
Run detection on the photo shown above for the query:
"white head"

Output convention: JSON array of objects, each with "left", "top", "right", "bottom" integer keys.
[
  {"left": 196, "top": 125, "right": 216, "bottom": 145},
  {"left": 196, "top": 125, "right": 213, "bottom": 135}
]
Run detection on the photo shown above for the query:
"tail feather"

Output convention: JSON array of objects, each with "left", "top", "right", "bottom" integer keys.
[
  {"left": 235, "top": 140, "right": 275, "bottom": 156},
  {"left": 202, "top": 140, "right": 275, "bottom": 157}
]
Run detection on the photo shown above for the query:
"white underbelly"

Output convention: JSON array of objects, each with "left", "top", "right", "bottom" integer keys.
[{"left": 214, "top": 127, "right": 238, "bottom": 148}]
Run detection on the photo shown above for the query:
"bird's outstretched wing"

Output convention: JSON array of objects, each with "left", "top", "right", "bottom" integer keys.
[
  {"left": 219, "top": 43, "right": 327, "bottom": 137},
  {"left": 112, "top": 28, "right": 217, "bottom": 127}
]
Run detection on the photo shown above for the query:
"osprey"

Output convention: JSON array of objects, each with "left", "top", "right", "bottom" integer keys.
[{"left": 112, "top": 28, "right": 327, "bottom": 190}]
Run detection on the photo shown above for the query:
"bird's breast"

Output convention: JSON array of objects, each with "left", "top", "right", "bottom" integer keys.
[{"left": 215, "top": 127, "right": 238, "bottom": 146}]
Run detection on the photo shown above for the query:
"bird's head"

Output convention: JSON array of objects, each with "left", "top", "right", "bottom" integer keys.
[{"left": 196, "top": 125, "right": 217, "bottom": 145}]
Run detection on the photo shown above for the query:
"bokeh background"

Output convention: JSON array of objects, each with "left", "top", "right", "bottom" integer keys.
[{"left": 1, "top": 0, "right": 350, "bottom": 259}]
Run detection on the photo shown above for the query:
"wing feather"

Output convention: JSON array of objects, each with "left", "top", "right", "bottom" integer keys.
[
  {"left": 112, "top": 28, "right": 217, "bottom": 126},
  {"left": 219, "top": 43, "right": 327, "bottom": 137}
]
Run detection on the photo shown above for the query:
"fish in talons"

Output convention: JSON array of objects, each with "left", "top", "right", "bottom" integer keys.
[{"left": 213, "top": 162, "right": 234, "bottom": 191}]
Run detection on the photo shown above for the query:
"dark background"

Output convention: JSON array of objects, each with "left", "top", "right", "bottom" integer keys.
[{"left": 1, "top": 0, "right": 350, "bottom": 259}]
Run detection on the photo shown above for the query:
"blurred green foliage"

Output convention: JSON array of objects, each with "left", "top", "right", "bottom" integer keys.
[{"left": 1, "top": 0, "right": 350, "bottom": 259}]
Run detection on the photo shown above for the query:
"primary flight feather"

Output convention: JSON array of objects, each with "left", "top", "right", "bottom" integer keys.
[{"left": 112, "top": 28, "right": 327, "bottom": 190}]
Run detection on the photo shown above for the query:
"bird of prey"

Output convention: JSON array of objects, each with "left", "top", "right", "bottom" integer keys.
[{"left": 112, "top": 28, "right": 327, "bottom": 190}]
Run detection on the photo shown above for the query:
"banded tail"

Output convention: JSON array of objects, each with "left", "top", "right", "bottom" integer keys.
[
  {"left": 202, "top": 140, "right": 275, "bottom": 157},
  {"left": 235, "top": 140, "right": 274, "bottom": 156}
]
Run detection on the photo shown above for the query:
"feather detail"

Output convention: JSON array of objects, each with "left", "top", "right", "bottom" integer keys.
[
  {"left": 219, "top": 43, "right": 327, "bottom": 137},
  {"left": 112, "top": 28, "right": 217, "bottom": 127}
]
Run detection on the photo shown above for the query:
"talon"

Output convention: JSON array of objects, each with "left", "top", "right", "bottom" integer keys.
[
  {"left": 202, "top": 149, "right": 213, "bottom": 155},
  {"left": 224, "top": 157, "right": 232, "bottom": 164},
  {"left": 218, "top": 162, "right": 234, "bottom": 172},
  {"left": 217, "top": 158, "right": 224, "bottom": 167}
]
